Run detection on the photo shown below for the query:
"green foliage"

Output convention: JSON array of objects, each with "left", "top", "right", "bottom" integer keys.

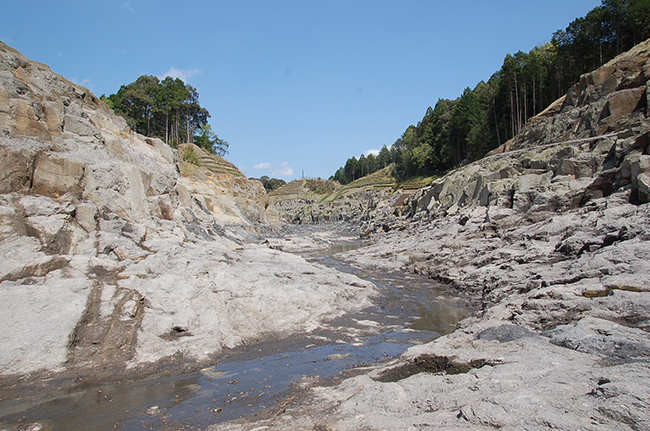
[
  {"left": 181, "top": 145, "right": 199, "bottom": 165},
  {"left": 332, "top": 0, "right": 650, "bottom": 183},
  {"left": 305, "top": 178, "right": 337, "bottom": 195},
  {"left": 106, "top": 75, "right": 223, "bottom": 151},
  {"left": 253, "top": 176, "right": 286, "bottom": 192},
  {"left": 553, "top": 0, "right": 650, "bottom": 88},
  {"left": 331, "top": 147, "right": 393, "bottom": 185},
  {"left": 194, "top": 124, "right": 229, "bottom": 157}
]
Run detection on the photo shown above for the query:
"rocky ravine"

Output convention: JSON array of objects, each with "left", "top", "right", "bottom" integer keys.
[
  {"left": 0, "top": 41, "right": 375, "bottom": 385},
  {"left": 217, "top": 40, "right": 650, "bottom": 430}
]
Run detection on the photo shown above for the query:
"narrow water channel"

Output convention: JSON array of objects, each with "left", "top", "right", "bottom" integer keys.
[{"left": 0, "top": 240, "right": 471, "bottom": 431}]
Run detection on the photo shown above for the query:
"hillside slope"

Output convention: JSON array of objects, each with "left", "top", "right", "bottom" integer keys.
[{"left": 272, "top": 167, "right": 431, "bottom": 224}]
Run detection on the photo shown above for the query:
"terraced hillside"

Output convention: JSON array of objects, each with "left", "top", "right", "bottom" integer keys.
[
  {"left": 179, "top": 143, "right": 244, "bottom": 177},
  {"left": 271, "top": 167, "right": 408, "bottom": 201},
  {"left": 269, "top": 178, "right": 341, "bottom": 202},
  {"left": 271, "top": 166, "right": 438, "bottom": 224},
  {"left": 269, "top": 179, "right": 309, "bottom": 199},
  {"left": 272, "top": 166, "right": 436, "bottom": 200}
]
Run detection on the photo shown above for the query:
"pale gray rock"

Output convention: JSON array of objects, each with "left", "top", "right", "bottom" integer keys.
[
  {"left": 120, "top": 241, "right": 374, "bottom": 366},
  {"left": 75, "top": 201, "right": 98, "bottom": 233},
  {"left": 638, "top": 172, "right": 650, "bottom": 202},
  {"left": 545, "top": 316, "right": 650, "bottom": 362},
  {"left": 0, "top": 41, "right": 377, "bottom": 381},
  {"left": 0, "top": 260, "right": 91, "bottom": 374}
]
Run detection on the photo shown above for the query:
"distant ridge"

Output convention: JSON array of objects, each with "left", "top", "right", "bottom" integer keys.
[{"left": 270, "top": 165, "right": 434, "bottom": 203}]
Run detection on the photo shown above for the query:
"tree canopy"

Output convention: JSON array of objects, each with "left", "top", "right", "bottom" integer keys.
[
  {"left": 102, "top": 75, "right": 229, "bottom": 155},
  {"left": 251, "top": 176, "right": 286, "bottom": 192},
  {"left": 331, "top": 0, "right": 650, "bottom": 183}
]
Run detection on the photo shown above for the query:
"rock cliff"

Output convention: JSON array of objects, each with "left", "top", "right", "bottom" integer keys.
[
  {"left": 403, "top": 39, "right": 650, "bottom": 222},
  {"left": 0, "top": 42, "right": 375, "bottom": 380},
  {"left": 272, "top": 168, "right": 409, "bottom": 225}
]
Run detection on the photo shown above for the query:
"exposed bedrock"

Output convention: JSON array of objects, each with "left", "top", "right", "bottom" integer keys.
[{"left": 0, "top": 42, "right": 376, "bottom": 382}]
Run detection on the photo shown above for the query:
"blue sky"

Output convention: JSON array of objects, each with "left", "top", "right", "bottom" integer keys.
[{"left": 2, "top": 0, "right": 601, "bottom": 181}]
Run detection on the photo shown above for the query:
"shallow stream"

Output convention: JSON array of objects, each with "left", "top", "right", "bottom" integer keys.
[{"left": 0, "top": 240, "right": 471, "bottom": 431}]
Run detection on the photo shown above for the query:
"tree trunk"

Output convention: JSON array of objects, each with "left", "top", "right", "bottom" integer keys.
[
  {"left": 532, "top": 76, "right": 536, "bottom": 116},
  {"left": 493, "top": 98, "right": 501, "bottom": 146},
  {"left": 539, "top": 69, "right": 543, "bottom": 114},
  {"left": 524, "top": 89, "right": 528, "bottom": 124},
  {"left": 510, "top": 90, "right": 515, "bottom": 137},
  {"left": 175, "top": 112, "right": 179, "bottom": 145},
  {"left": 514, "top": 73, "right": 521, "bottom": 134}
]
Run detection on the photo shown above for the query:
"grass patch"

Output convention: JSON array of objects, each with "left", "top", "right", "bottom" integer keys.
[
  {"left": 305, "top": 178, "right": 338, "bottom": 195},
  {"left": 182, "top": 146, "right": 199, "bottom": 165},
  {"left": 396, "top": 175, "right": 439, "bottom": 190}
]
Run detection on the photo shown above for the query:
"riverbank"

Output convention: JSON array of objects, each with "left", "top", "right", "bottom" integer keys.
[
  {"left": 216, "top": 201, "right": 650, "bottom": 431},
  {"left": 0, "top": 42, "right": 384, "bottom": 431}
]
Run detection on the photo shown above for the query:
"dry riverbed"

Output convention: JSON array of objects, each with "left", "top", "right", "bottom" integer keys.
[
  {"left": 0, "top": 228, "right": 470, "bottom": 431},
  {"left": 217, "top": 196, "right": 650, "bottom": 431}
]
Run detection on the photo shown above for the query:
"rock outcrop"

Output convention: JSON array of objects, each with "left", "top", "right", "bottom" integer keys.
[
  {"left": 277, "top": 189, "right": 392, "bottom": 224},
  {"left": 178, "top": 143, "right": 281, "bottom": 228},
  {"left": 0, "top": 42, "right": 375, "bottom": 380},
  {"left": 217, "top": 39, "right": 650, "bottom": 431},
  {"left": 397, "top": 40, "right": 650, "bottom": 225}
]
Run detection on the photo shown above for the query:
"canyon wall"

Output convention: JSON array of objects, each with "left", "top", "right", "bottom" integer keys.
[{"left": 218, "top": 39, "right": 650, "bottom": 431}]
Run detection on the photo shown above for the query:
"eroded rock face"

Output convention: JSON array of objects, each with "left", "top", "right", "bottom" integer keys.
[
  {"left": 177, "top": 155, "right": 280, "bottom": 228},
  {"left": 278, "top": 189, "right": 393, "bottom": 224},
  {"left": 0, "top": 42, "right": 375, "bottom": 378}
]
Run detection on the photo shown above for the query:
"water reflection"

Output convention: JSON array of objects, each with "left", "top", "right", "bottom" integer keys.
[
  {"left": 0, "top": 373, "right": 203, "bottom": 431},
  {"left": 318, "top": 240, "right": 366, "bottom": 255},
  {"left": 410, "top": 300, "right": 472, "bottom": 333}
]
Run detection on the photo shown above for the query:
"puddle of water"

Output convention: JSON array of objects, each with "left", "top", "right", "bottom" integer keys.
[
  {"left": 318, "top": 240, "right": 366, "bottom": 255},
  {"left": 0, "top": 240, "right": 471, "bottom": 431}
]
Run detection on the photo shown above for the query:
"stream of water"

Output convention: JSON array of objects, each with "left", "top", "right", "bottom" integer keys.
[{"left": 0, "top": 240, "right": 471, "bottom": 431}]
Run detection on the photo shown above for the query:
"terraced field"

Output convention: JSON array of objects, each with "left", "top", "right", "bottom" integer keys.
[
  {"left": 180, "top": 143, "right": 244, "bottom": 177},
  {"left": 269, "top": 166, "right": 436, "bottom": 203}
]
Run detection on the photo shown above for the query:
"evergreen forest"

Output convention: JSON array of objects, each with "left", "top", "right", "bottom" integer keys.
[
  {"left": 101, "top": 76, "right": 229, "bottom": 156},
  {"left": 332, "top": 0, "right": 650, "bottom": 185}
]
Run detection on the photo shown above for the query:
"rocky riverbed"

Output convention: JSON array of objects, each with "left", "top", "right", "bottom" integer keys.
[
  {"left": 2, "top": 33, "right": 650, "bottom": 431},
  {"left": 0, "top": 40, "right": 378, "bottom": 430},
  {"left": 214, "top": 40, "right": 650, "bottom": 431},
  {"left": 0, "top": 229, "right": 472, "bottom": 430},
  {"left": 215, "top": 205, "right": 650, "bottom": 430}
]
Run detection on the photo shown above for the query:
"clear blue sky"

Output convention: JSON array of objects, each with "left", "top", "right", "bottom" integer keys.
[{"left": 2, "top": 0, "right": 601, "bottom": 181}]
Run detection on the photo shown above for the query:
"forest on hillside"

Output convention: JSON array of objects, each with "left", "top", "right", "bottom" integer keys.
[
  {"left": 332, "top": 0, "right": 650, "bottom": 185},
  {"left": 101, "top": 76, "right": 229, "bottom": 156}
]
